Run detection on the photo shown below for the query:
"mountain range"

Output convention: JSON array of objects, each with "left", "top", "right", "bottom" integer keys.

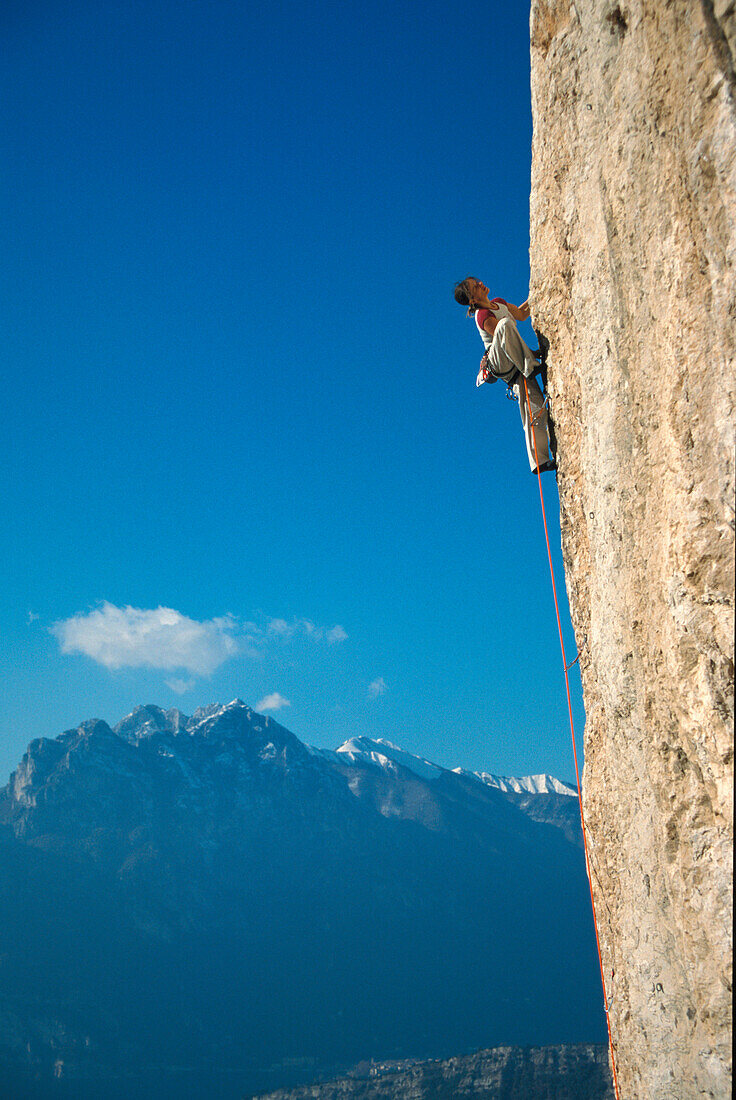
[{"left": 0, "top": 700, "right": 605, "bottom": 1099}]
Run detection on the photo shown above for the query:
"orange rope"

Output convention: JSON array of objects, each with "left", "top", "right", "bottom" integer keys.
[{"left": 522, "top": 375, "right": 622, "bottom": 1100}]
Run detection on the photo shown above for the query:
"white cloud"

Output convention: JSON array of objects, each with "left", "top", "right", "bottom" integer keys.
[
  {"left": 267, "top": 618, "right": 294, "bottom": 638},
  {"left": 257, "top": 692, "right": 291, "bottom": 712},
  {"left": 267, "top": 618, "right": 347, "bottom": 644},
  {"left": 165, "top": 677, "right": 196, "bottom": 694},
  {"left": 51, "top": 603, "right": 348, "bottom": 686},
  {"left": 368, "top": 677, "right": 387, "bottom": 698},
  {"left": 52, "top": 602, "right": 239, "bottom": 675}
]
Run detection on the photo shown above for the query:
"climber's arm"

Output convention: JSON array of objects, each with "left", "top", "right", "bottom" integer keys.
[{"left": 507, "top": 300, "right": 531, "bottom": 322}]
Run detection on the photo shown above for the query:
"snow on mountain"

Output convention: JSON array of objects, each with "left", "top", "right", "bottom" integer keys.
[
  {"left": 114, "top": 704, "right": 188, "bottom": 741},
  {"left": 185, "top": 699, "right": 258, "bottom": 737},
  {"left": 111, "top": 702, "right": 575, "bottom": 799},
  {"left": 325, "top": 734, "right": 576, "bottom": 798},
  {"left": 334, "top": 737, "right": 443, "bottom": 782},
  {"left": 114, "top": 699, "right": 281, "bottom": 744},
  {"left": 454, "top": 769, "right": 578, "bottom": 797}
]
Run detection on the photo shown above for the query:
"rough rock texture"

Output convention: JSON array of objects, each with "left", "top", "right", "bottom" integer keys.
[
  {"left": 529, "top": 2, "right": 734, "bottom": 1097},
  {"left": 250, "top": 1044, "right": 614, "bottom": 1100}
]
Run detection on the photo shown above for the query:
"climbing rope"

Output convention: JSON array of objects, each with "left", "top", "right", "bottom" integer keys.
[{"left": 522, "top": 375, "right": 623, "bottom": 1100}]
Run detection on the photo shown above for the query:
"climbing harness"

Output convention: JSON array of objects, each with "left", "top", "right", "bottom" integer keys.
[
  {"left": 477, "top": 353, "right": 521, "bottom": 394},
  {"left": 522, "top": 374, "right": 623, "bottom": 1100}
]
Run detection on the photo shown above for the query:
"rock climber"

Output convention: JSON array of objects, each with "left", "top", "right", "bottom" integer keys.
[{"left": 453, "top": 276, "right": 556, "bottom": 474}]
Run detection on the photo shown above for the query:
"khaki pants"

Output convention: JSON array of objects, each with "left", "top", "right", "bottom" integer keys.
[
  {"left": 488, "top": 318, "right": 552, "bottom": 472},
  {"left": 512, "top": 372, "right": 551, "bottom": 472},
  {"left": 488, "top": 317, "right": 539, "bottom": 382}
]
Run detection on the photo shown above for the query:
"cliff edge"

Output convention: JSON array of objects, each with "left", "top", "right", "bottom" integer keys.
[{"left": 529, "top": 2, "right": 734, "bottom": 1097}]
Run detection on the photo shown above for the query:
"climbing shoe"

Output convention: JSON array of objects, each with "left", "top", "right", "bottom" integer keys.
[
  {"left": 533, "top": 460, "right": 557, "bottom": 475},
  {"left": 533, "top": 330, "right": 550, "bottom": 366},
  {"left": 548, "top": 417, "right": 558, "bottom": 459}
]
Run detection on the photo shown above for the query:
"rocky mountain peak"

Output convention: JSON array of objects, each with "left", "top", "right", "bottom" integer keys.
[
  {"left": 114, "top": 704, "right": 178, "bottom": 741},
  {"left": 0, "top": 701, "right": 603, "bottom": 1095}
]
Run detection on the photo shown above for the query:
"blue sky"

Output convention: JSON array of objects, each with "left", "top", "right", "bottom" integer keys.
[{"left": 0, "top": 0, "right": 585, "bottom": 785}]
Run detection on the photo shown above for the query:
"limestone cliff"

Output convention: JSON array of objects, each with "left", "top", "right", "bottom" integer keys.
[
  {"left": 250, "top": 1044, "right": 614, "bottom": 1100},
  {"left": 529, "top": 2, "right": 734, "bottom": 1097}
]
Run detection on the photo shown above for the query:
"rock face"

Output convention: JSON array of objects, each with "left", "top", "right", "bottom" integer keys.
[
  {"left": 529, "top": 3, "right": 734, "bottom": 1097},
  {"left": 250, "top": 1044, "right": 614, "bottom": 1100}
]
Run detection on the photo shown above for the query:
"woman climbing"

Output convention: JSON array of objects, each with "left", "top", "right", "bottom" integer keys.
[{"left": 453, "top": 276, "right": 556, "bottom": 474}]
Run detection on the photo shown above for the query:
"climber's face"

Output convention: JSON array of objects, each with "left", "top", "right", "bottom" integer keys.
[{"left": 467, "top": 278, "right": 488, "bottom": 304}]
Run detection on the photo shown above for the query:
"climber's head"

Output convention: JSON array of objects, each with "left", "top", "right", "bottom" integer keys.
[{"left": 454, "top": 276, "right": 489, "bottom": 316}]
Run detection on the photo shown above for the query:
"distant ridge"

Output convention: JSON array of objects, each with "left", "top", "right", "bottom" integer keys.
[
  {"left": 311, "top": 732, "right": 576, "bottom": 795},
  {"left": 0, "top": 700, "right": 604, "bottom": 1098},
  {"left": 456, "top": 769, "right": 578, "bottom": 797},
  {"left": 250, "top": 1043, "right": 614, "bottom": 1100}
]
